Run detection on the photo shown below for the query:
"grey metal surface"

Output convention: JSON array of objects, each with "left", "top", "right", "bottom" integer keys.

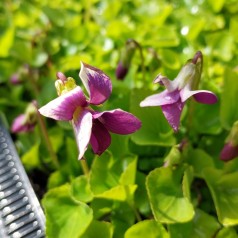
[{"left": 0, "top": 119, "right": 45, "bottom": 238}]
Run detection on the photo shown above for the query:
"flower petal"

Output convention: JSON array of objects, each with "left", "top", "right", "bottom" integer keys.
[
  {"left": 79, "top": 62, "right": 112, "bottom": 105},
  {"left": 38, "top": 86, "right": 87, "bottom": 121},
  {"left": 140, "top": 90, "right": 180, "bottom": 107},
  {"left": 93, "top": 109, "right": 141, "bottom": 135},
  {"left": 180, "top": 88, "right": 217, "bottom": 104},
  {"left": 90, "top": 120, "right": 111, "bottom": 155},
  {"left": 154, "top": 74, "right": 178, "bottom": 92},
  {"left": 11, "top": 114, "right": 35, "bottom": 133},
  {"left": 72, "top": 109, "right": 93, "bottom": 160},
  {"left": 161, "top": 99, "right": 184, "bottom": 132}
]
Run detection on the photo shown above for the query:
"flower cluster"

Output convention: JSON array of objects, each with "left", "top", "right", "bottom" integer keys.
[{"left": 39, "top": 63, "right": 141, "bottom": 159}]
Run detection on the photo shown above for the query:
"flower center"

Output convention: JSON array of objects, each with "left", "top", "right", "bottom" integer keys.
[{"left": 55, "top": 77, "right": 77, "bottom": 96}]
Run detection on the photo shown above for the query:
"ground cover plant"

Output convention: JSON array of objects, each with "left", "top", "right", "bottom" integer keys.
[{"left": 1, "top": 0, "right": 238, "bottom": 237}]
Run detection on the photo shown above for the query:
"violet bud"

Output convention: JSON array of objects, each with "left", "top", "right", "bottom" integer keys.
[
  {"left": 11, "top": 102, "right": 38, "bottom": 134},
  {"left": 116, "top": 61, "right": 128, "bottom": 80},
  {"left": 220, "top": 143, "right": 238, "bottom": 162},
  {"left": 116, "top": 39, "right": 138, "bottom": 80},
  {"left": 10, "top": 73, "right": 22, "bottom": 85},
  {"left": 220, "top": 121, "right": 238, "bottom": 162}
]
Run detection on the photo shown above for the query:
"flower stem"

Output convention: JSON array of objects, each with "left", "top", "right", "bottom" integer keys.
[
  {"left": 132, "top": 204, "right": 142, "bottom": 222},
  {"left": 132, "top": 40, "right": 146, "bottom": 81},
  {"left": 36, "top": 108, "right": 60, "bottom": 169},
  {"left": 80, "top": 157, "right": 90, "bottom": 176}
]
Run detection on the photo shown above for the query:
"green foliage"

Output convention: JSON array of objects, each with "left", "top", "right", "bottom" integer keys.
[
  {"left": 146, "top": 165, "right": 194, "bottom": 223},
  {"left": 3, "top": 0, "right": 238, "bottom": 237}
]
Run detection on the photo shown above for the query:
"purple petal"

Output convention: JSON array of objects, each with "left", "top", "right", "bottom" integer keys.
[
  {"left": 93, "top": 109, "right": 141, "bottom": 135},
  {"left": 140, "top": 90, "right": 180, "bottom": 107},
  {"left": 79, "top": 62, "right": 112, "bottom": 105},
  {"left": 72, "top": 109, "right": 93, "bottom": 160},
  {"left": 38, "top": 86, "right": 87, "bottom": 121},
  {"left": 220, "top": 142, "right": 238, "bottom": 162},
  {"left": 161, "top": 99, "right": 185, "bottom": 132},
  {"left": 180, "top": 88, "right": 218, "bottom": 104},
  {"left": 90, "top": 120, "right": 111, "bottom": 155},
  {"left": 11, "top": 114, "right": 35, "bottom": 133},
  {"left": 154, "top": 74, "right": 177, "bottom": 91}
]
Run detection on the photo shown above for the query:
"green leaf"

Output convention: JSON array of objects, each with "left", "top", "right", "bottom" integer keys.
[
  {"left": 204, "top": 168, "right": 238, "bottom": 226},
  {"left": 160, "top": 49, "right": 180, "bottom": 70},
  {"left": 90, "top": 152, "right": 120, "bottom": 195},
  {"left": 207, "top": 0, "right": 225, "bottom": 12},
  {"left": 220, "top": 68, "right": 238, "bottom": 129},
  {"left": 130, "top": 88, "right": 176, "bottom": 146},
  {"left": 49, "top": 127, "right": 64, "bottom": 152},
  {"left": 111, "top": 202, "right": 135, "bottom": 238},
  {"left": 47, "top": 171, "right": 67, "bottom": 189},
  {"left": 95, "top": 185, "right": 137, "bottom": 201},
  {"left": 0, "top": 26, "right": 15, "bottom": 57},
  {"left": 169, "top": 209, "right": 221, "bottom": 238},
  {"left": 125, "top": 220, "right": 169, "bottom": 238},
  {"left": 135, "top": 172, "right": 151, "bottom": 216},
  {"left": 71, "top": 175, "right": 93, "bottom": 203},
  {"left": 90, "top": 152, "right": 137, "bottom": 195},
  {"left": 42, "top": 184, "right": 93, "bottom": 238},
  {"left": 82, "top": 220, "right": 113, "bottom": 238},
  {"left": 21, "top": 141, "right": 40, "bottom": 170},
  {"left": 146, "top": 166, "right": 194, "bottom": 223},
  {"left": 119, "top": 155, "right": 137, "bottom": 185},
  {"left": 193, "top": 102, "right": 221, "bottom": 135},
  {"left": 205, "top": 32, "right": 234, "bottom": 62},
  {"left": 186, "top": 149, "right": 215, "bottom": 178},
  {"left": 216, "top": 227, "right": 238, "bottom": 238}
]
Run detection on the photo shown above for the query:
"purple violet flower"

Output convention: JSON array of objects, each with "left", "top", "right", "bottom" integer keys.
[
  {"left": 140, "top": 51, "right": 217, "bottom": 131},
  {"left": 39, "top": 62, "right": 141, "bottom": 159},
  {"left": 11, "top": 102, "right": 37, "bottom": 133}
]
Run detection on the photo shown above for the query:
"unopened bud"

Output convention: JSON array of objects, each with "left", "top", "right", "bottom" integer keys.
[
  {"left": 116, "top": 62, "right": 128, "bottom": 80},
  {"left": 220, "top": 121, "right": 238, "bottom": 162},
  {"left": 10, "top": 73, "right": 22, "bottom": 85},
  {"left": 11, "top": 101, "right": 37, "bottom": 134},
  {"left": 116, "top": 39, "right": 138, "bottom": 80}
]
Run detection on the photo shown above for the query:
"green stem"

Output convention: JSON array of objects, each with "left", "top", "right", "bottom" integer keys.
[
  {"left": 80, "top": 157, "right": 90, "bottom": 176},
  {"left": 132, "top": 204, "right": 142, "bottom": 222},
  {"left": 36, "top": 110, "right": 60, "bottom": 169},
  {"left": 137, "top": 45, "right": 146, "bottom": 81}
]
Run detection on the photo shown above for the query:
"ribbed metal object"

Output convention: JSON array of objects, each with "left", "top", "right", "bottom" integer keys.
[{"left": 0, "top": 119, "right": 45, "bottom": 238}]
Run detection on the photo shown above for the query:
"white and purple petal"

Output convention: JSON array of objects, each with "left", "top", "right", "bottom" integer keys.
[
  {"left": 161, "top": 99, "right": 185, "bottom": 132},
  {"left": 79, "top": 62, "right": 112, "bottom": 105},
  {"left": 90, "top": 120, "right": 111, "bottom": 155},
  {"left": 11, "top": 114, "right": 35, "bottom": 133},
  {"left": 154, "top": 74, "right": 178, "bottom": 92},
  {"left": 180, "top": 88, "right": 218, "bottom": 104},
  {"left": 93, "top": 109, "right": 141, "bottom": 135},
  {"left": 72, "top": 109, "right": 93, "bottom": 160},
  {"left": 38, "top": 86, "right": 87, "bottom": 121},
  {"left": 140, "top": 89, "right": 180, "bottom": 107}
]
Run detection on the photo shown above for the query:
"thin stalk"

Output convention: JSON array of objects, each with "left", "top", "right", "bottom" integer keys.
[
  {"left": 36, "top": 110, "right": 60, "bottom": 169},
  {"left": 80, "top": 157, "right": 90, "bottom": 176},
  {"left": 132, "top": 204, "right": 142, "bottom": 222},
  {"left": 137, "top": 44, "right": 146, "bottom": 81}
]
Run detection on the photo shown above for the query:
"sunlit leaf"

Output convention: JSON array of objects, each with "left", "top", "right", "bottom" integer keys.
[
  {"left": 42, "top": 184, "right": 93, "bottom": 238},
  {"left": 146, "top": 166, "right": 194, "bottom": 223},
  {"left": 125, "top": 220, "right": 169, "bottom": 238}
]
